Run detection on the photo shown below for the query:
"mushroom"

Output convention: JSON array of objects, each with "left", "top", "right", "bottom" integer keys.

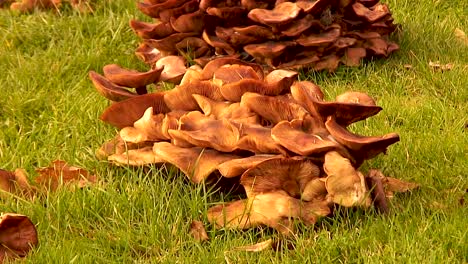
[
  {"left": 0, "top": 213, "right": 38, "bottom": 262},
  {"left": 0, "top": 169, "right": 35, "bottom": 198},
  {"left": 130, "top": 20, "right": 175, "bottom": 39},
  {"left": 108, "top": 147, "right": 165, "bottom": 167},
  {"left": 156, "top": 55, "right": 187, "bottom": 83},
  {"left": 102, "top": 64, "right": 164, "bottom": 95},
  {"left": 100, "top": 92, "right": 170, "bottom": 129},
  {"left": 217, "top": 154, "right": 281, "bottom": 178},
  {"left": 248, "top": 2, "right": 302, "bottom": 26},
  {"left": 89, "top": 71, "right": 138, "bottom": 101}
]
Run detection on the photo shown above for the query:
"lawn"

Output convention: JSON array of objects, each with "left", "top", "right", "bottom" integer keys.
[{"left": 0, "top": 0, "right": 467, "bottom": 263}]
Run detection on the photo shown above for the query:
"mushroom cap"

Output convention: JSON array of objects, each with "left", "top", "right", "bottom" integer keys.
[
  {"left": 164, "top": 80, "right": 223, "bottom": 111},
  {"left": 271, "top": 120, "right": 340, "bottom": 156},
  {"left": 120, "top": 107, "right": 169, "bottom": 143},
  {"left": 279, "top": 14, "right": 322, "bottom": 37},
  {"left": 137, "top": 0, "right": 188, "bottom": 18},
  {"left": 108, "top": 147, "right": 165, "bottom": 166},
  {"left": 213, "top": 64, "right": 262, "bottom": 84},
  {"left": 168, "top": 118, "right": 240, "bottom": 152},
  {"left": 145, "top": 33, "right": 198, "bottom": 53},
  {"left": 335, "top": 91, "right": 376, "bottom": 106},
  {"left": 342, "top": 47, "right": 367, "bottom": 66},
  {"left": 89, "top": 71, "right": 137, "bottom": 102},
  {"left": 135, "top": 43, "right": 162, "bottom": 66},
  {"left": 206, "top": 6, "right": 247, "bottom": 21},
  {"left": 100, "top": 92, "right": 170, "bottom": 129},
  {"left": 352, "top": 2, "right": 390, "bottom": 23},
  {"left": 0, "top": 213, "right": 38, "bottom": 259},
  {"left": 244, "top": 41, "right": 295, "bottom": 59},
  {"left": 234, "top": 122, "right": 287, "bottom": 154},
  {"left": 156, "top": 55, "right": 187, "bottom": 83},
  {"left": 325, "top": 115, "right": 400, "bottom": 161},
  {"left": 129, "top": 20, "right": 175, "bottom": 39},
  {"left": 219, "top": 25, "right": 275, "bottom": 46},
  {"left": 175, "top": 37, "right": 211, "bottom": 58},
  {"left": 103, "top": 64, "right": 163, "bottom": 89},
  {"left": 248, "top": 2, "right": 301, "bottom": 25},
  {"left": 296, "top": 25, "right": 341, "bottom": 47},
  {"left": 158, "top": 0, "right": 199, "bottom": 22},
  {"left": 170, "top": 10, "right": 209, "bottom": 33},
  {"left": 240, "top": 93, "right": 309, "bottom": 124},
  {"left": 200, "top": 57, "right": 264, "bottom": 80}
]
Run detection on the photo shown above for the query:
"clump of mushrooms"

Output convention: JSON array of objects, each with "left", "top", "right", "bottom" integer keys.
[
  {"left": 92, "top": 58, "right": 416, "bottom": 234},
  {"left": 89, "top": 0, "right": 400, "bottom": 98},
  {"left": 2, "top": 0, "right": 91, "bottom": 12}
]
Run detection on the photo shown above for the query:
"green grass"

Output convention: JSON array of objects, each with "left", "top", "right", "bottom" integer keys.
[{"left": 0, "top": 0, "right": 467, "bottom": 262}]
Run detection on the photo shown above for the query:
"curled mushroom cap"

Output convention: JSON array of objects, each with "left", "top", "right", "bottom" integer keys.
[
  {"left": 213, "top": 64, "right": 262, "bottom": 84},
  {"left": 103, "top": 64, "right": 163, "bottom": 90},
  {"left": 129, "top": 20, "right": 175, "bottom": 39},
  {"left": 296, "top": 25, "right": 341, "bottom": 47},
  {"left": 200, "top": 57, "right": 264, "bottom": 80},
  {"left": 120, "top": 107, "right": 169, "bottom": 143},
  {"left": 145, "top": 33, "right": 198, "bottom": 53},
  {"left": 0, "top": 213, "right": 38, "bottom": 260},
  {"left": 164, "top": 81, "right": 223, "bottom": 111},
  {"left": 89, "top": 71, "right": 137, "bottom": 102},
  {"left": 325, "top": 116, "right": 400, "bottom": 161},
  {"left": 135, "top": 43, "right": 162, "bottom": 66},
  {"left": 0, "top": 169, "right": 34, "bottom": 198},
  {"left": 342, "top": 47, "right": 367, "bottom": 66},
  {"left": 159, "top": 0, "right": 199, "bottom": 22},
  {"left": 352, "top": 2, "right": 390, "bottom": 23},
  {"left": 336, "top": 91, "right": 376, "bottom": 106}
]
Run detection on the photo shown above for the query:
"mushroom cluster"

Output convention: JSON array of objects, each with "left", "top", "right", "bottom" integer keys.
[
  {"left": 128, "top": 0, "right": 399, "bottom": 72},
  {"left": 94, "top": 58, "right": 402, "bottom": 234},
  {"left": 1, "top": 0, "right": 90, "bottom": 12}
]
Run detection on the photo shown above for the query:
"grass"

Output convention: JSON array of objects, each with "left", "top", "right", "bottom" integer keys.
[{"left": 0, "top": 0, "right": 467, "bottom": 262}]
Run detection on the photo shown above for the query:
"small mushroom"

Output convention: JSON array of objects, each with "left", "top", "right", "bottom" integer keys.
[{"left": 102, "top": 64, "right": 164, "bottom": 94}]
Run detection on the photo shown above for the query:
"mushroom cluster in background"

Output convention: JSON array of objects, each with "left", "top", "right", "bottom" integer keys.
[
  {"left": 92, "top": 58, "right": 416, "bottom": 234},
  {"left": 0, "top": 0, "right": 91, "bottom": 12},
  {"left": 129, "top": 0, "right": 399, "bottom": 72}
]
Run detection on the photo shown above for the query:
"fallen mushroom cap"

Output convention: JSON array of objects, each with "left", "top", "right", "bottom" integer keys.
[{"left": 0, "top": 213, "right": 38, "bottom": 259}]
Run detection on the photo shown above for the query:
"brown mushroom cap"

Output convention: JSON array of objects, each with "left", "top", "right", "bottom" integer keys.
[
  {"left": 207, "top": 191, "right": 331, "bottom": 234},
  {"left": 100, "top": 92, "right": 170, "bottom": 129},
  {"left": 119, "top": 107, "right": 169, "bottom": 143},
  {"left": 193, "top": 94, "right": 259, "bottom": 123},
  {"left": 352, "top": 2, "right": 390, "bottom": 23},
  {"left": 271, "top": 120, "right": 340, "bottom": 156},
  {"left": 129, "top": 20, "right": 175, "bottom": 39},
  {"left": 0, "top": 213, "right": 38, "bottom": 260},
  {"left": 170, "top": 10, "right": 209, "bottom": 33},
  {"left": 164, "top": 81, "right": 223, "bottom": 111},
  {"left": 159, "top": 0, "right": 199, "bottom": 22},
  {"left": 244, "top": 41, "right": 295, "bottom": 59},
  {"left": 137, "top": 0, "right": 188, "bottom": 18},
  {"left": 240, "top": 93, "right": 309, "bottom": 124},
  {"left": 153, "top": 142, "right": 240, "bottom": 183},
  {"left": 248, "top": 2, "right": 301, "bottom": 25},
  {"left": 200, "top": 57, "right": 264, "bottom": 80},
  {"left": 156, "top": 55, "right": 187, "bottom": 83},
  {"left": 213, "top": 64, "right": 262, "bottom": 84},
  {"left": 342, "top": 47, "right": 367, "bottom": 66},
  {"left": 135, "top": 43, "right": 162, "bottom": 66},
  {"left": 168, "top": 118, "right": 240, "bottom": 152},
  {"left": 89, "top": 71, "right": 137, "bottom": 102},
  {"left": 325, "top": 115, "right": 400, "bottom": 160},
  {"left": 108, "top": 147, "right": 165, "bottom": 166},
  {"left": 103, "top": 64, "right": 163, "bottom": 89},
  {"left": 296, "top": 25, "right": 341, "bottom": 47},
  {"left": 336, "top": 91, "right": 376, "bottom": 106}
]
